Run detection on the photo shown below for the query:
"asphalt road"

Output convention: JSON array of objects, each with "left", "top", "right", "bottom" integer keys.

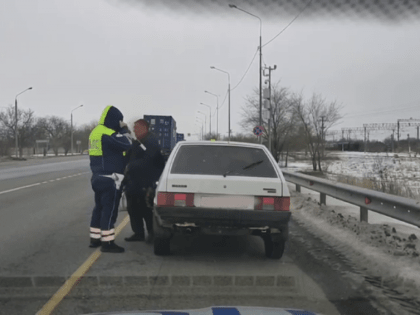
[{"left": 0, "top": 156, "right": 401, "bottom": 315}]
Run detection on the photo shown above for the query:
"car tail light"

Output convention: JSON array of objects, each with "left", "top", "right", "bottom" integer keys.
[
  {"left": 254, "top": 196, "right": 290, "bottom": 211},
  {"left": 157, "top": 192, "right": 194, "bottom": 207}
]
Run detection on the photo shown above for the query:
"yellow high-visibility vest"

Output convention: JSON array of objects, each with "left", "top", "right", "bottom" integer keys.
[{"left": 89, "top": 125, "right": 115, "bottom": 156}]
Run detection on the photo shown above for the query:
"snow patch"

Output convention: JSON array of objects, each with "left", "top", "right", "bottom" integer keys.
[{"left": 290, "top": 189, "right": 420, "bottom": 312}]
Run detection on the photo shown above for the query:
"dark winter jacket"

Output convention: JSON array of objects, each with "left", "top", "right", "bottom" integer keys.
[
  {"left": 123, "top": 132, "right": 165, "bottom": 194},
  {"left": 89, "top": 106, "right": 132, "bottom": 175}
]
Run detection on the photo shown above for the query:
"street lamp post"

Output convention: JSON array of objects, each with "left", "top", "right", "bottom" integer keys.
[
  {"left": 197, "top": 111, "right": 207, "bottom": 135},
  {"left": 229, "top": 4, "right": 262, "bottom": 143},
  {"left": 71, "top": 105, "right": 83, "bottom": 155},
  {"left": 15, "top": 87, "right": 33, "bottom": 158},
  {"left": 195, "top": 119, "right": 204, "bottom": 140},
  {"left": 210, "top": 67, "right": 231, "bottom": 142},
  {"left": 204, "top": 91, "right": 219, "bottom": 139},
  {"left": 199, "top": 103, "right": 212, "bottom": 136}
]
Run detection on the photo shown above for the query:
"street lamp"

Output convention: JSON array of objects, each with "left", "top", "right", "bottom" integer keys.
[
  {"left": 197, "top": 111, "right": 207, "bottom": 134},
  {"left": 71, "top": 104, "right": 83, "bottom": 155},
  {"left": 199, "top": 103, "right": 212, "bottom": 136},
  {"left": 204, "top": 91, "right": 219, "bottom": 139},
  {"left": 229, "top": 4, "right": 262, "bottom": 143},
  {"left": 15, "top": 87, "right": 33, "bottom": 158},
  {"left": 195, "top": 119, "right": 204, "bottom": 140},
  {"left": 210, "top": 66, "right": 231, "bottom": 142}
]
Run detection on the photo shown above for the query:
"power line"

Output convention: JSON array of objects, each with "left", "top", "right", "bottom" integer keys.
[
  {"left": 262, "top": 0, "right": 313, "bottom": 48},
  {"left": 217, "top": 91, "right": 229, "bottom": 111},
  {"left": 231, "top": 48, "right": 259, "bottom": 91},
  {"left": 210, "top": 91, "right": 228, "bottom": 119},
  {"left": 343, "top": 104, "right": 419, "bottom": 118}
]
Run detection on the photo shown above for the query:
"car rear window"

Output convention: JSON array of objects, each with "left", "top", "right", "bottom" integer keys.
[{"left": 170, "top": 145, "right": 278, "bottom": 178}]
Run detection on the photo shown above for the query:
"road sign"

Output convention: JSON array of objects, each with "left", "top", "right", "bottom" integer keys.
[
  {"left": 76, "top": 140, "right": 81, "bottom": 145},
  {"left": 253, "top": 126, "right": 264, "bottom": 136}
]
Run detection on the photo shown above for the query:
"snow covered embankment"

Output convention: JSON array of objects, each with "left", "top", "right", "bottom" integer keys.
[{"left": 290, "top": 189, "right": 420, "bottom": 311}]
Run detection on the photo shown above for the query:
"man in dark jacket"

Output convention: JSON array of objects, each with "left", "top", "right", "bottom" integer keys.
[
  {"left": 123, "top": 119, "right": 165, "bottom": 242},
  {"left": 88, "top": 105, "right": 133, "bottom": 253}
]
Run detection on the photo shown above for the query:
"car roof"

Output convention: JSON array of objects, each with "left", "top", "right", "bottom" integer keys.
[{"left": 177, "top": 141, "right": 266, "bottom": 149}]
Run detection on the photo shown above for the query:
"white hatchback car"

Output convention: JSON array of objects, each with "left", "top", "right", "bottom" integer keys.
[{"left": 153, "top": 141, "right": 291, "bottom": 259}]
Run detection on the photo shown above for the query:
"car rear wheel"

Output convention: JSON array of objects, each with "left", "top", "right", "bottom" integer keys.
[
  {"left": 263, "top": 234, "right": 285, "bottom": 259},
  {"left": 154, "top": 237, "right": 170, "bottom": 255}
]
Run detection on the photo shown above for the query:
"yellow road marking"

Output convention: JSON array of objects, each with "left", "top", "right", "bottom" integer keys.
[{"left": 36, "top": 215, "right": 130, "bottom": 315}]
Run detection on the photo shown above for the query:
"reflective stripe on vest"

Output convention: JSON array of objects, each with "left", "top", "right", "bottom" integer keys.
[{"left": 89, "top": 125, "right": 115, "bottom": 156}]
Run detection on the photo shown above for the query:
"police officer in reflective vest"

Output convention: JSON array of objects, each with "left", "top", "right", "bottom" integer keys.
[{"left": 88, "top": 105, "right": 133, "bottom": 253}]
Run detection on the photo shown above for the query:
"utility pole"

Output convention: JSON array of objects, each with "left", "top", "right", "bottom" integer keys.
[
  {"left": 364, "top": 126, "right": 367, "bottom": 153},
  {"left": 408, "top": 134, "right": 411, "bottom": 153},
  {"left": 391, "top": 130, "right": 395, "bottom": 153},
  {"left": 263, "top": 65, "right": 276, "bottom": 154},
  {"left": 319, "top": 116, "right": 326, "bottom": 157}
]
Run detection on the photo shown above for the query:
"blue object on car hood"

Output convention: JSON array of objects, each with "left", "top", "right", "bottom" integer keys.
[{"left": 85, "top": 306, "right": 321, "bottom": 315}]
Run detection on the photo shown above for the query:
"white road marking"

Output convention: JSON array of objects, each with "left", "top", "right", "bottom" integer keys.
[
  {"left": 0, "top": 171, "right": 90, "bottom": 195},
  {"left": 0, "top": 183, "right": 41, "bottom": 195}
]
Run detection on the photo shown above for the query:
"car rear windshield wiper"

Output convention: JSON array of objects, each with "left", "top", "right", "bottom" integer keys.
[
  {"left": 223, "top": 160, "right": 264, "bottom": 177},
  {"left": 242, "top": 160, "right": 264, "bottom": 170}
]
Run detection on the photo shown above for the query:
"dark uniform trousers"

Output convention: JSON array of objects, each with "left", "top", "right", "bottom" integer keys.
[
  {"left": 90, "top": 174, "right": 122, "bottom": 241},
  {"left": 126, "top": 188, "right": 154, "bottom": 236}
]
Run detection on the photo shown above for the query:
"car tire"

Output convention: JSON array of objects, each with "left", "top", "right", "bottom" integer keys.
[
  {"left": 263, "top": 235, "right": 285, "bottom": 259},
  {"left": 154, "top": 237, "right": 170, "bottom": 255}
]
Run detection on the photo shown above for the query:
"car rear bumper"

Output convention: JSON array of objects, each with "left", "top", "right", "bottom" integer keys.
[{"left": 154, "top": 206, "right": 291, "bottom": 229}]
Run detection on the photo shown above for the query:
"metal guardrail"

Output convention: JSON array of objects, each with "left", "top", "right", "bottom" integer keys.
[{"left": 282, "top": 170, "right": 420, "bottom": 228}]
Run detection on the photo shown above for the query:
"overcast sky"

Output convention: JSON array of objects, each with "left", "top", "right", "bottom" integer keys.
[{"left": 1, "top": 0, "right": 420, "bottom": 141}]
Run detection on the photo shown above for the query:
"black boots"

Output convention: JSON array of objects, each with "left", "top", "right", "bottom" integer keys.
[
  {"left": 124, "top": 233, "right": 145, "bottom": 242},
  {"left": 90, "top": 238, "right": 125, "bottom": 253},
  {"left": 89, "top": 238, "right": 101, "bottom": 248},
  {"left": 101, "top": 241, "right": 125, "bottom": 253}
]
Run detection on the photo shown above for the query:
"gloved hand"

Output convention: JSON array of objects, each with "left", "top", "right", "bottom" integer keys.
[
  {"left": 145, "top": 187, "right": 155, "bottom": 208},
  {"left": 119, "top": 121, "right": 128, "bottom": 129}
]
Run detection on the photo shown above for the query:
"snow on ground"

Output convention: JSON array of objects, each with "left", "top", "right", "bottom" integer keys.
[
  {"left": 326, "top": 153, "right": 420, "bottom": 180},
  {"left": 289, "top": 185, "right": 420, "bottom": 314},
  {"left": 281, "top": 152, "right": 420, "bottom": 199},
  {"left": 279, "top": 153, "right": 420, "bottom": 312}
]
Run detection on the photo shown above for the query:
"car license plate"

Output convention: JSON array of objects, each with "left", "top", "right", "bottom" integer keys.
[{"left": 200, "top": 195, "right": 254, "bottom": 209}]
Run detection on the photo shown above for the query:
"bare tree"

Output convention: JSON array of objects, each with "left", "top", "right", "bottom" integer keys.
[
  {"left": 0, "top": 105, "right": 37, "bottom": 157},
  {"left": 204, "top": 132, "right": 220, "bottom": 141},
  {"left": 293, "top": 93, "right": 342, "bottom": 171},
  {"left": 240, "top": 83, "right": 297, "bottom": 161},
  {"left": 73, "top": 120, "right": 98, "bottom": 153},
  {"left": 37, "top": 116, "right": 71, "bottom": 156},
  {"left": 221, "top": 133, "right": 259, "bottom": 144}
]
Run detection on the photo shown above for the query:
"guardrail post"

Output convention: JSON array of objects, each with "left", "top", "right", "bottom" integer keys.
[
  {"left": 320, "top": 193, "right": 326, "bottom": 205},
  {"left": 360, "top": 207, "right": 368, "bottom": 222},
  {"left": 296, "top": 184, "right": 301, "bottom": 192}
]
